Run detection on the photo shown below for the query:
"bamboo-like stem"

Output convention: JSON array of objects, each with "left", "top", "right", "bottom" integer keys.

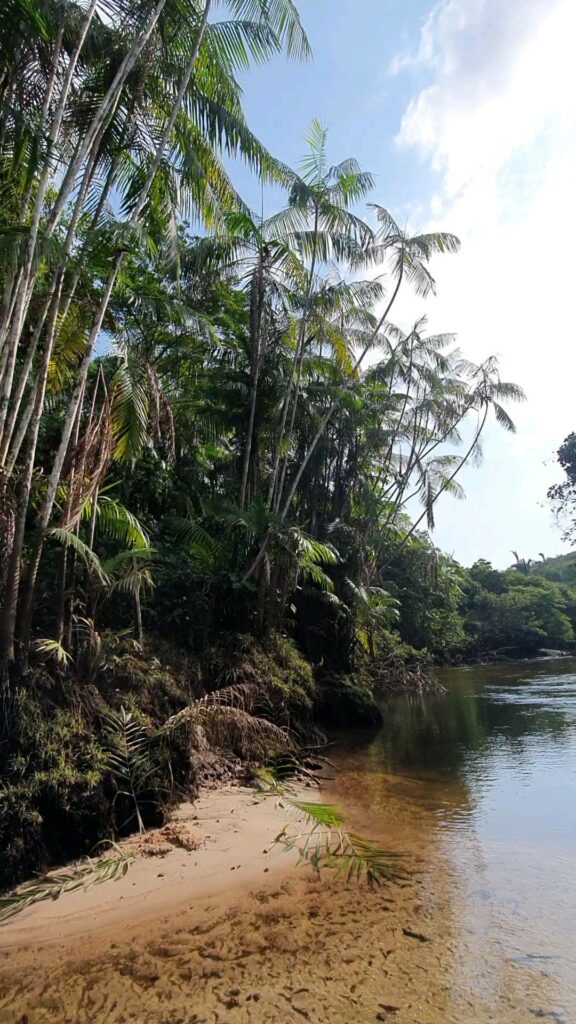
[
  {"left": 385, "top": 405, "right": 489, "bottom": 566},
  {"left": 14, "top": 0, "right": 213, "bottom": 662},
  {"left": 270, "top": 202, "right": 315, "bottom": 512},
  {"left": 269, "top": 205, "right": 319, "bottom": 511},
  {"left": 0, "top": 2, "right": 98, "bottom": 357},
  {"left": 239, "top": 260, "right": 265, "bottom": 509},
  {"left": 45, "top": 1, "right": 167, "bottom": 238},
  {"left": 0, "top": 274, "right": 66, "bottom": 664}
]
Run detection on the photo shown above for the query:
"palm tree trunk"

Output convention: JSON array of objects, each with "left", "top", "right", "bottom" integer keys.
[
  {"left": 239, "top": 261, "right": 265, "bottom": 508},
  {"left": 279, "top": 268, "right": 404, "bottom": 521},
  {"left": 0, "top": 0, "right": 165, "bottom": 392},
  {"left": 16, "top": 260, "right": 122, "bottom": 660},
  {"left": 268, "top": 206, "right": 319, "bottom": 510},
  {"left": 5, "top": 387, "right": 34, "bottom": 475},
  {"left": 0, "top": 276, "right": 65, "bottom": 665},
  {"left": 45, "top": 1, "right": 167, "bottom": 238},
  {"left": 244, "top": 271, "right": 405, "bottom": 586},
  {"left": 0, "top": 94, "right": 114, "bottom": 460},
  {"left": 133, "top": 584, "right": 144, "bottom": 645},
  {"left": 15, "top": 0, "right": 213, "bottom": 663},
  {"left": 0, "top": 3, "right": 97, "bottom": 358},
  {"left": 0, "top": 285, "right": 57, "bottom": 463},
  {"left": 386, "top": 404, "right": 489, "bottom": 565}
]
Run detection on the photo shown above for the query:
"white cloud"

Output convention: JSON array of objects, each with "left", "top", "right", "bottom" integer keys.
[{"left": 390, "top": 0, "right": 576, "bottom": 566}]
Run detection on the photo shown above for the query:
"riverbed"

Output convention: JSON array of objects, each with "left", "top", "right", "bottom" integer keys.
[{"left": 0, "top": 658, "right": 575, "bottom": 1022}]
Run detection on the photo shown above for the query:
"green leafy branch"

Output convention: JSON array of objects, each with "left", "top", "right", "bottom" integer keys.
[
  {"left": 0, "top": 845, "right": 133, "bottom": 925},
  {"left": 257, "top": 772, "right": 406, "bottom": 886}
]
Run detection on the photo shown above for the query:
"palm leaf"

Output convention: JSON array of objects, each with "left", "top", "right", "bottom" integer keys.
[
  {"left": 48, "top": 527, "right": 108, "bottom": 584},
  {"left": 0, "top": 846, "right": 133, "bottom": 925}
]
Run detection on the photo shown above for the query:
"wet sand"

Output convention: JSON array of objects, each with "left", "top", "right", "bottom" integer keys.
[{"left": 0, "top": 778, "right": 563, "bottom": 1023}]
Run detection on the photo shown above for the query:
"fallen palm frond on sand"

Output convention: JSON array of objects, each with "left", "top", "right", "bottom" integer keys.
[{"left": 256, "top": 771, "right": 407, "bottom": 886}]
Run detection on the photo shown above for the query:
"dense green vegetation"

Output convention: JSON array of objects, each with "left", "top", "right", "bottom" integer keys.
[{"left": 0, "top": 0, "right": 543, "bottom": 886}]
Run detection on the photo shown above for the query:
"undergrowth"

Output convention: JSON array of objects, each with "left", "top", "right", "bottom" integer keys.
[{"left": 0, "top": 630, "right": 325, "bottom": 888}]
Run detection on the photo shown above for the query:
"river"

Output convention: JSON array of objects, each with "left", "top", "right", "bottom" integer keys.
[{"left": 330, "top": 656, "right": 576, "bottom": 1023}]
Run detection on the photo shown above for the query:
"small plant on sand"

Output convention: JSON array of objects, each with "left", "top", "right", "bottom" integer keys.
[{"left": 102, "top": 707, "right": 160, "bottom": 833}]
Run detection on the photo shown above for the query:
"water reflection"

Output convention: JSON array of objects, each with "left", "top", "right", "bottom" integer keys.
[{"left": 331, "top": 657, "right": 576, "bottom": 1022}]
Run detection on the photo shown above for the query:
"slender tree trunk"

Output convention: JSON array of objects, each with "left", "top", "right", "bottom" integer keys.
[
  {"left": 245, "top": 272, "right": 405, "bottom": 585},
  {"left": 55, "top": 547, "right": 68, "bottom": 646},
  {"left": 0, "top": 0, "right": 165, "bottom": 384},
  {"left": 279, "top": 268, "right": 404, "bottom": 521},
  {"left": 239, "top": 261, "right": 265, "bottom": 509},
  {"left": 0, "top": 276, "right": 65, "bottom": 664},
  {"left": 268, "top": 206, "right": 319, "bottom": 510},
  {"left": 0, "top": 5, "right": 96, "bottom": 356},
  {"left": 13, "top": 1, "right": 213, "bottom": 664},
  {"left": 133, "top": 584, "right": 144, "bottom": 644},
  {"left": 5, "top": 387, "right": 34, "bottom": 476},
  {"left": 0, "top": 286, "right": 56, "bottom": 463},
  {"left": 45, "top": 1, "right": 167, "bottom": 238},
  {"left": 386, "top": 405, "right": 489, "bottom": 565},
  {"left": 0, "top": 98, "right": 114, "bottom": 461},
  {"left": 16, "top": 262, "right": 122, "bottom": 659}
]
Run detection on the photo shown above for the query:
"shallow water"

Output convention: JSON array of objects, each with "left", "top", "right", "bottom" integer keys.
[{"left": 331, "top": 657, "right": 576, "bottom": 1023}]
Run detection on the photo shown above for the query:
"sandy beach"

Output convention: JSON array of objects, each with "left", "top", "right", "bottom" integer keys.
[
  {"left": 0, "top": 781, "right": 439, "bottom": 1024},
  {"left": 0, "top": 770, "right": 561, "bottom": 1024}
]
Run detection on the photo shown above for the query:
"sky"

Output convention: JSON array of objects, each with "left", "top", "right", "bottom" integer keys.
[{"left": 227, "top": 0, "right": 576, "bottom": 568}]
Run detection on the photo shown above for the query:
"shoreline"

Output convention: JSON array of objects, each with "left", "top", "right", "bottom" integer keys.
[
  {"left": 0, "top": 745, "right": 553, "bottom": 1024},
  {"left": 0, "top": 776, "right": 432, "bottom": 1024},
  {"left": 0, "top": 783, "right": 309, "bottom": 958}
]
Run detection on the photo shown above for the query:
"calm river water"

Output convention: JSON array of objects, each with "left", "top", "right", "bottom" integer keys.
[{"left": 331, "top": 657, "right": 576, "bottom": 1023}]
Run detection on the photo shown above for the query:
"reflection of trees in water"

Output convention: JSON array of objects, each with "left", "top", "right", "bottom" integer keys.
[
  {"left": 374, "top": 661, "right": 576, "bottom": 779},
  {"left": 335, "top": 659, "right": 576, "bottom": 830}
]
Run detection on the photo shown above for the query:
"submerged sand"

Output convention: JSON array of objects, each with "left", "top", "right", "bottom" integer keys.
[{"left": 0, "top": 782, "right": 559, "bottom": 1023}]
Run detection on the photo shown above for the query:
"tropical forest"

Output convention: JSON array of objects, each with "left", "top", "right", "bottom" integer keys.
[{"left": 1, "top": 3, "right": 576, "bottom": 1024}]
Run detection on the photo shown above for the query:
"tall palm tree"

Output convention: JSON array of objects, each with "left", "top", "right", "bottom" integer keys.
[
  {"left": 266, "top": 120, "right": 375, "bottom": 510},
  {"left": 276, "top": 205, "right": 460, "bottom": 521},
  {"left": 0, "top": 0, "right": 311, "bottom": 668}
]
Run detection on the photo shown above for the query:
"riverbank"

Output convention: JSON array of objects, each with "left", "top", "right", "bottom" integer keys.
[
  {"left": 7, "top": 654, "right": 576, "bottom": 1024},
  {"left": 0, "top": 784, "right": 310, "bottom": 954},
  {"left": 0, "top": 777, "right": 445, "bottom": 1024}
]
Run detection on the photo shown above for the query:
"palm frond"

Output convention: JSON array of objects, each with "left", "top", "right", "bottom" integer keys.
[
  {"left": 33, "top": 637, "right": 73, "bottom": 667},
  {"left": 82, "top": 495, "right": 149, "bottom": 548},
  {"left": 0, "top": 846, "right": 133, "bottom": 925},
  {"left": 257, "top": 775, "right": 406, "bottom": 886},
  {"left": 48, "top": 528, "right": 108, "bottom": 584},
  {"left": 163, "top": 697, "right": 292, "bottom": 760}
]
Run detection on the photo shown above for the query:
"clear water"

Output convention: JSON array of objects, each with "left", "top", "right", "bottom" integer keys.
[{"left": 331, "top": 658, "right": 576, "bottom": 1022}]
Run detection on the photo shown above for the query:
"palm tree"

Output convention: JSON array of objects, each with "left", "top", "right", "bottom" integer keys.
[
  {"left": 0, "top": 0, "right": 311, "bottom": 668},
  {"left": 274, "top": 205, "right": 460, "bottom": 521},
  {"left": 267, "top": 120, "right": 376, "bottom": 511}
]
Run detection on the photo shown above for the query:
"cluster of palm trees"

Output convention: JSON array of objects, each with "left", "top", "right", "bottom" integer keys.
[{"left": 0, "top": 0, "right": 523, "bottom": 672}]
